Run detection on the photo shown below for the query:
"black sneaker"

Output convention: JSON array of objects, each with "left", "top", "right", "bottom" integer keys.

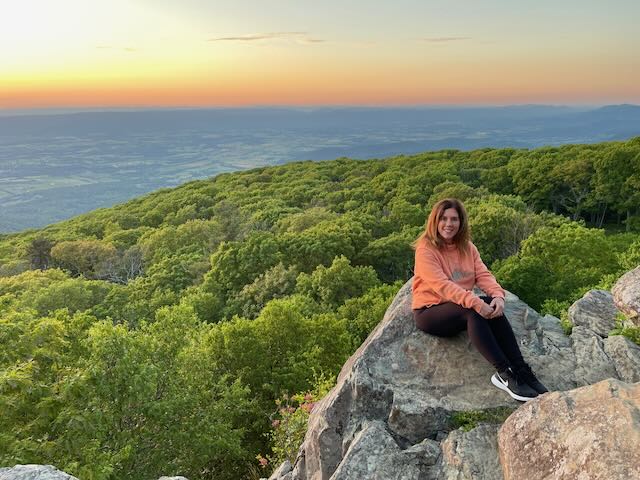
[
  {"left": 515, "top": 364, "right": 549, "bottom": 394},
  {"left": 491, "top": 367, "right": 538, "bottom": 402}
]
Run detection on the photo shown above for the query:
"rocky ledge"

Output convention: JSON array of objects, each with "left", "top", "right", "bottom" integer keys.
[{"left": 269, "top": 273, "right": 640, "bottom": 480}]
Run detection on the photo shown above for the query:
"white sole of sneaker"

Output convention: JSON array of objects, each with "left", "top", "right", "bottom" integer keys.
[{"left": 491, "top": 373, "right": 536, "bottom": 402}]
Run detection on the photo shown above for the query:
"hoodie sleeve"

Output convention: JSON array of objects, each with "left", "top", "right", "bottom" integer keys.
[
  {"left": 415, "top": 245, "right": 486, "bottom": 313},
  {"left": 471, "top": 243, "right": 505, "bottom": 299}
]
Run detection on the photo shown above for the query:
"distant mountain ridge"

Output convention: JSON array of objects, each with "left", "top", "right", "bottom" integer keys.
[{"left": 4, "top": 104, "right": 640, "bottom": 136}]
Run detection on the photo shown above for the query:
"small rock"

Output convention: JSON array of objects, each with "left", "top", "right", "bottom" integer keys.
[
  {"left": 267, "top": 460, "right": 292, "bottom": 480},
  {"left": 568, "top": 289, "right": 618, "bottom": 336},
  {"left": 441, "top": 424, "right": 504, "bottom": 480},
  {"left": 571, "top": 326, "right": 618, "bottom": 386},
  {"left": 604, "top": 334, "right": 640, "bottom": 383}
]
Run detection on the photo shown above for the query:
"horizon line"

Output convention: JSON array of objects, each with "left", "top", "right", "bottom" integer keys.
[{"left": 2, "top": 102, "right": 638, "bottom": 117}]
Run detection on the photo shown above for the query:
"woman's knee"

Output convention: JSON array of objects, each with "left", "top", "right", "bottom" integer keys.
[
  {"left": 464, "top": 310, "right": 485, "bottom": 326},
  {"left": 414, "top": 314, "right": 461, "bottom": 337}
]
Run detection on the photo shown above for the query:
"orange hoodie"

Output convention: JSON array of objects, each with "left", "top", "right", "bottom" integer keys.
[{"left": 412, "top": 241, "right": 505, "bottom": 313}]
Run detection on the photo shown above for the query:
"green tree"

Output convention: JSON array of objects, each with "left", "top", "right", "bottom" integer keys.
[
  {"left": 356, "top": 227, "right": 420, "bottom": 283},
  {"left": 465, "top": 195, "right": 564, "bottom": 266},
  {"left": 225, "top": 263, "right": 299, "bottom": 319},
  {"left": 494, "top": 223, "right": 619, "bottom": 309},
  {"left": 593, "top": 143, "right": 640, "bottom": 227},
  {"left": 335, "top": 282, "right": 401, "bottom": 345},
  {"left": 51, "top": 240, "right": 117, "bottom": 279},
  {"left": 26, "top": 237, "right": 54, "bottom": 270},
  {"left": 202, "top": 232, "right": 284, "bottom": 299},
  {"left": 295, "top": 256, "right": 381, "bottom": 309},
  {"left": 280, "top": 220, "right": 371, "bottom": 272}
]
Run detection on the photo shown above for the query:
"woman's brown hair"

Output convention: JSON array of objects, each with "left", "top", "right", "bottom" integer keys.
[{"left": 412, "top": 198, "right": 470, "bottom": 254}]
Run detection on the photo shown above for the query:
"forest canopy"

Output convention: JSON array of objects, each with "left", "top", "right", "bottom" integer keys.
[{"left": 0, "top": 137, "right": 639, "bottom": 479}]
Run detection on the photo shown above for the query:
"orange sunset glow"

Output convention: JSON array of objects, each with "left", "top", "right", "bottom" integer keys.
[{"left": 1, "top": 0, "right": 639, "bottom": 109}]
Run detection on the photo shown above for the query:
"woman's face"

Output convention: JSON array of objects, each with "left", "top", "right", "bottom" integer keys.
[{"left": 437, "top": 207, "right": 460, "bottom": 243}]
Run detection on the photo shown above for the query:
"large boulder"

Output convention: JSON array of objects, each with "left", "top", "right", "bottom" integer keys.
[
  {"left": 270, "top": 279, "right": 640, "bottom": 480},
  {"left": 612, "top": 265, "right": 640, "bottom": 325},
  {"left": 498, "top": 378, "right": 640, "bottom": 480}
]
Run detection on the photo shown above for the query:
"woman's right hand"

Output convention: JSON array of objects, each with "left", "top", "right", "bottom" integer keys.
[{"left": 479, "top": 303, "right": 494, "bottom": 319}]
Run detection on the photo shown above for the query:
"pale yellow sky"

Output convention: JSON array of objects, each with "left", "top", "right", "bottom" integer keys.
[{"left": 1, "top": 0, "right": 639, "bottom": 108}]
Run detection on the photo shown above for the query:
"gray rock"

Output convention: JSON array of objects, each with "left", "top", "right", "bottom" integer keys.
[
  {"left": 439, "top": 424, "right": 504, "bottom": 480},
  {"left": 158, "top": 477, "right": 189, "bottom": 480},
  {"left": 498, "top": 378, "right": 640, "bottom": 480},
  {"left": 330, "top": 420, "right": 440, "bottom": 480},
  {"left": 0, "top": 465, "right": 79, "bottom": 480},
  {"left": 604, "top": 334, "right": 640, "bottom": 383},
  {"left": 329, "top": 420, "right": 400, "bottom": 480},
  {"left": 568, "top": 289, "right": 619, "bottom": 336},
  {"left": 571, "top": 325, "right": 618, "bottom": 386},
  {"left": 538, "top": 314, "right": 571, "bottom": 345},
  {"left": 612, "top": 265, "right": 640, "bottom": 324}
]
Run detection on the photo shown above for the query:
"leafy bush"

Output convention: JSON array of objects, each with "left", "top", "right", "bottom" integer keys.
[
  {"left": 258, "top": 374, "right": 335, "bottom": 472},
  {"left": 610, "top": 313, "right": 640, "bottom": 346}
]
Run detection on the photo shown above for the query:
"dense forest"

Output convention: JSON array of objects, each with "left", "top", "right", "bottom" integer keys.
[{"left": 1, "top": 137, "right": 639, "bottom": 479}]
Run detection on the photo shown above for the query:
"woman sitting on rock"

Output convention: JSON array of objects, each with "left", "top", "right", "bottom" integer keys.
[{"left": 412, "top": 198, "right": 548, "bottom": 401}]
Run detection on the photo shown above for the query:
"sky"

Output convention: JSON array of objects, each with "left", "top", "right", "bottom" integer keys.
[{"left": 1, "top": 0, "right": 639, "bottom": 109}]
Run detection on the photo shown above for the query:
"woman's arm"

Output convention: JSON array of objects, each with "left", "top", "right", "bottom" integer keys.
[{"left": 471, "top": 243, "right": 505, "bottom": 299}]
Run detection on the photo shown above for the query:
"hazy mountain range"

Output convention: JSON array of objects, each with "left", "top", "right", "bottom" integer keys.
[{"left": 1, "top": 104, "right": 639, "bottom": 233}]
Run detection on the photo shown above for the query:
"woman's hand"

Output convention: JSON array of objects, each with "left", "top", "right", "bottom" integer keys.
[
  {"left": 479, "top": 303, "right": 495, "bottom": 319},
  {"left": 489, "top": 297, "right": 505, "bottom": 318}
]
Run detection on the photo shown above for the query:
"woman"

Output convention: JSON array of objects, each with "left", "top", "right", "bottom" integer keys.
[{"left": 412, "top": 198, "right": 547, "bottom": 401}]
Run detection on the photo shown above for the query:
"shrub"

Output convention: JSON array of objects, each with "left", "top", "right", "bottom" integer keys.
[{"left": 259, "top": 374, "right": 335, "bottom": 472}]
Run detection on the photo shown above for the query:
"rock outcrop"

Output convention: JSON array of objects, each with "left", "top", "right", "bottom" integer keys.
[
  {"left": 612, "top": 265, "right": 640, "bottom": 325},
  {"left": 498, "top": 378, "right": 640, "bottom": 480},
  {"left": 0, "top": 466, "right": 189, "bottom": 480},
  {"left": 0, "top": 465, "right": 79, "bottom": 480},
  {"left": 270, "top": 277, "right": 640, "bottom": 480}
]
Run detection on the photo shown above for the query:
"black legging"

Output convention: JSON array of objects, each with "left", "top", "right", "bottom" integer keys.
[{"left": 413, "top": 296, "right": 524, "bottom": 371}]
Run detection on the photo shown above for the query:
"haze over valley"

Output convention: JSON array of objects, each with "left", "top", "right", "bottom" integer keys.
[{"left": 1, "top": 104, "right": 639, "bottom": 233}]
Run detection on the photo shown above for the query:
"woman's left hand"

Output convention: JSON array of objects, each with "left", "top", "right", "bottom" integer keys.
[{"left": 489, "top": 297, "right": 505, "bottom": 318}]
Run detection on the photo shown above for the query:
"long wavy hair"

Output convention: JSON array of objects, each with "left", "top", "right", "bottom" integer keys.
[{"left": 412, "top": 198, "right": 470, "bottom": 254}]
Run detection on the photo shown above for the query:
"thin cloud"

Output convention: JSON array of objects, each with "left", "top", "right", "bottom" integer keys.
[
  {"left": 421, "top": 36, "right": 471, "bottom": 43},
  {"left": 208, "top": 32, "right": 324, "bottom": 44}
]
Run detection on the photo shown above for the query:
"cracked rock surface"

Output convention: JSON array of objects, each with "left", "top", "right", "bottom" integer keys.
[{"left": 499, "top": 379, "right": 640, "bottom": 480}]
